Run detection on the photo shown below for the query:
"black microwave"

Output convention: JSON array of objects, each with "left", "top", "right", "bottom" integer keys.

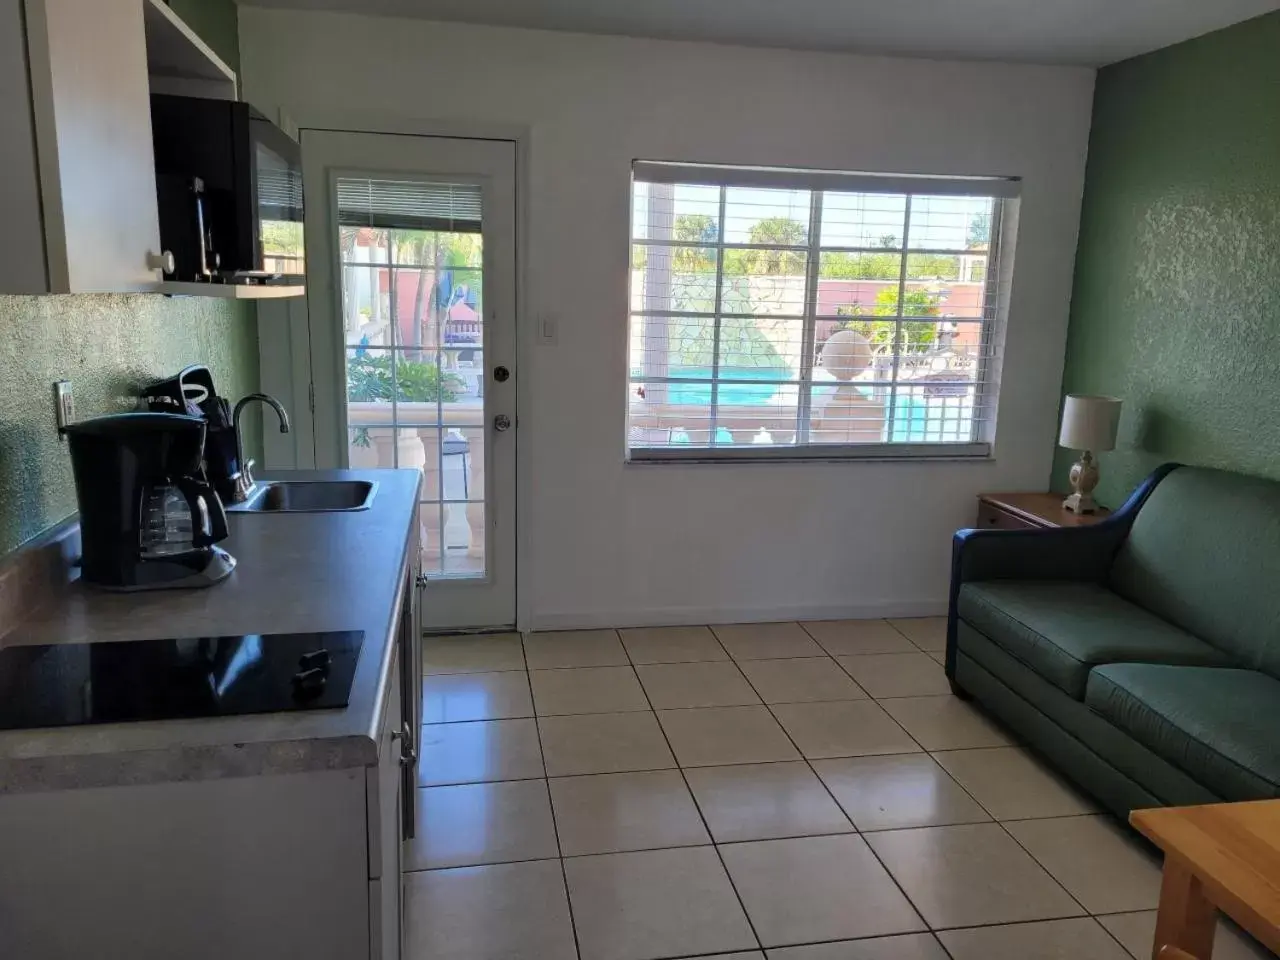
[{"left": 150, "top": 95, "right": 304, "bottom": 285}]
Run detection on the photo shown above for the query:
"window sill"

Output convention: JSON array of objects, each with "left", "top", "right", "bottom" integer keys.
[{"left": 626, "top": 441, "right": 992, "bottom": 464}]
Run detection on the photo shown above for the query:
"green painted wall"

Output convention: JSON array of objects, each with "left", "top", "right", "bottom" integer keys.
[
  {"left": 166, "top": 0, "right": 240, "bottom": 71},
  {"left": 0, "top": 296, "right": 260, "bottom": 554},
  {"left": 0, "top": 1, "right": 257, "bottom": 556},
  {"left": 1055, "top": 12, "right": 1280, "bottom": 505}
]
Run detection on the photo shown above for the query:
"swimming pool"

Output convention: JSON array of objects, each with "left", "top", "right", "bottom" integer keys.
[
  {"left": 633, "top": 367, "right": 792, "bottom": 405},
  {"left": 632, "top": 369, "right": 976, "bottom": 443}
]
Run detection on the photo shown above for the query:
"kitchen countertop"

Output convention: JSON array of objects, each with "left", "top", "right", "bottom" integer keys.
[{"left": 0, "top": 468, "right": 421, "bottom": 794}]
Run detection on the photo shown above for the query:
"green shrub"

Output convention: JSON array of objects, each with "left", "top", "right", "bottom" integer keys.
[{"left": 347, "top": 353, "right": 462, "bottom": 403}]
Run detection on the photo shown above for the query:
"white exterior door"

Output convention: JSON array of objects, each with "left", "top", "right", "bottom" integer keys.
[{"left": 302, "top": 130, "right": 517, "bottom": 630}]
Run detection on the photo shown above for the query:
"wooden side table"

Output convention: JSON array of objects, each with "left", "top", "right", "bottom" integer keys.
[
  {"left": 976, "top": 492, "right": 1113, "bottom": 531},
  {"left": 1131, "top": 800, "right": 1280, "bottom": 960}
]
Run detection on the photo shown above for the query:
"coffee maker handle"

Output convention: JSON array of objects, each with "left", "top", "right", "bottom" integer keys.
[{"left": 176, "top": 476, "right": 229, "bottom": 547}]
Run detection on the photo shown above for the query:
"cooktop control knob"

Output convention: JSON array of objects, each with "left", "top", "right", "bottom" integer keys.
[
  {"left": 298, "top": 649, "right": 332, "bottom": 672},
  {"left": 291, "top": 667, "right": 328, "bottom": 700}
]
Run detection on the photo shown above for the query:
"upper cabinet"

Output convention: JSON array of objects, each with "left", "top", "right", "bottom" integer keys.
[
  {"left": 3, "top": 0, "right": 167, "bottom": 293},
  {"left": 0, "top": 0, "right": 293, "bottom": 298}
]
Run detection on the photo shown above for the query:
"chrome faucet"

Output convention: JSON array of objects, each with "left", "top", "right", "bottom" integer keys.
[{"left": 231, "top": 393, "right": 291, "bottom": 503}]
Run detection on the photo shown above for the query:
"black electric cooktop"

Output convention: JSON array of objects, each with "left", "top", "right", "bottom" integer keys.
[{"left": 0, "top": 631, "right": 364, "bottom": 731}]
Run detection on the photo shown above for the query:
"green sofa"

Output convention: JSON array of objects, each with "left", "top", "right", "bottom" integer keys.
[{"left": 946, "top": 463, "right": 1280, "bottom": 816}]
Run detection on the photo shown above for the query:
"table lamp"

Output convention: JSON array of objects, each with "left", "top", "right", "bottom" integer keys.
[{"left": 1058, "top": 394, "right": 1122, "bottom": 513}]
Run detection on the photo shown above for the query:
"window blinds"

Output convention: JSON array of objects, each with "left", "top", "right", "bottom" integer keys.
[
  {"left": 258, "top": 168, "right": 303, "bottom": 220},
  {"left": 627, "top": 163, "right": 1013, "bottom": 458},
  {"left": 336, "top": 178, "right": 483, "bottom": 233}
]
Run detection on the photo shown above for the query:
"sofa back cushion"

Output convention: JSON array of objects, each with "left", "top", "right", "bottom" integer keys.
[{"left": 1110, "top": 466, "right": 1280, "bottom": 678}]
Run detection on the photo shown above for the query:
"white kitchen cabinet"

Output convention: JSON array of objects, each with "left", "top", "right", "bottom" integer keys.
[
  {"left": 0, "top": 569, "right": 423, "bottom": 960},
  {"left": 0, "top": 641, "right": 417, "bottom": 960},
  {"left": 2, "top": 0, "right": 164, "bottom": 293},
  {"left": 369, "top": 648, "right": 406, "bottom": 960},
  {"left": 0, "top": 0, "right": 242, "bottom": 295},
  {"left": 0, "top": 768, "right": 372, "bottom": 958}
]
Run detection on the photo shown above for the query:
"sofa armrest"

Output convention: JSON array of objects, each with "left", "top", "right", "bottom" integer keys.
[
  {"left": 954, "top": 522, "right": 1128, "bottom": 584},
  {"left": 944, "top": 463, "right": 1180, "bottom": 683}
]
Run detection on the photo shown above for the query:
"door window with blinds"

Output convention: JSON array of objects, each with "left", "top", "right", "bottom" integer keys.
[
  {"left": 337, "top": 176, "right": 488, "bottom": 579},
  {"left": 628, "top": 162, "right": 1017, "bottom": 459}
]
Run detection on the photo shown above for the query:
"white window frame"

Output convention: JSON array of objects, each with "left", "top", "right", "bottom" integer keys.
[{"left": 625, "top": 161, "right": 1019, "bottom": 463}]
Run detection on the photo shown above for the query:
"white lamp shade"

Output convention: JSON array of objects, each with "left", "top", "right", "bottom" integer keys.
[{"left": 1058, "top": 394, "right": 1122, "bottom": 451}]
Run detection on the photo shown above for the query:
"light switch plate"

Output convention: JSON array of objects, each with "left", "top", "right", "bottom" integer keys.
[
  {"left": 537, "top": 313, "right": 558, "bottom": 345},
  {"left": 53, "top": 381, "right": 73, "bottom": 438}
]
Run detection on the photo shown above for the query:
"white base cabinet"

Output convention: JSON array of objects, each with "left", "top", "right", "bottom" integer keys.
[
  {"left": 369, "top": 645, "right": 406, "bottom": 960},
  {"left": 0, "top": 767, "right": 372, "bottom": 958},
  {"left": 0, "top": 580, "right": 418, "bottom": 960}
]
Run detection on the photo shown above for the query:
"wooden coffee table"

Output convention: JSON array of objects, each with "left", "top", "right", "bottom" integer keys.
[{"left": 1130, "top": 800, "right": 1280, "bottom": 959}]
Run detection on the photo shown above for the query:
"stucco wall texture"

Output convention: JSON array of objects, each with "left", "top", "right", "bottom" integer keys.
[
  {"left": 0, "top": 295, "right": 259, "bottom": 554},
  {"left": 1054, "top": 11, "right": 1280, "bottom": 504}
]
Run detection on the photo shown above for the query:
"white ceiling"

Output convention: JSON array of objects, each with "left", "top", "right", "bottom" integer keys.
[{"left": 238, "top": 0, "right": 1280, "bottom": 66}]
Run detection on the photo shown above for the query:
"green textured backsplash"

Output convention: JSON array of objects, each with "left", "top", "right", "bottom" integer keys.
[
  {"left": 0, "top": 295, "right": 259, "bottom": 554},
  {"left": 1055, "top": 11, "right": 1280, "bottom": 505}
]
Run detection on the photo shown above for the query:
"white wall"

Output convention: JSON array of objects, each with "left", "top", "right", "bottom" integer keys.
[{"left": 240, "top": 9, "right": 1096, "bottom": 629}]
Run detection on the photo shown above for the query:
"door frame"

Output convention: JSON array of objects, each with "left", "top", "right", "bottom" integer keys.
[{"left": 256, "top": 112, "right": 534, "bottom": 632}]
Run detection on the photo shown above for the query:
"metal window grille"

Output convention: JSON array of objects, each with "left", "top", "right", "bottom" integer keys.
[
  {"left": 336, "top": 175, "right": 487, "bottom": 579},
  {"left": 627, "top": 162, "right": 1017, "bottom": 461}
]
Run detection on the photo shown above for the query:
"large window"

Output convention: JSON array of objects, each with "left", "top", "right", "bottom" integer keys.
[{"left": 627, "top": 162, "right": 1017, "bottom": 460}]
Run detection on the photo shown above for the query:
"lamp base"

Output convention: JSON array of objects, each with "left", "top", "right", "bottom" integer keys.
[
  {"left": 1062, "top": 491, "right": 1098, "bottom": 514},
  {"left": 1062, "top": 450, "right": 1101, "bottom": 513}
]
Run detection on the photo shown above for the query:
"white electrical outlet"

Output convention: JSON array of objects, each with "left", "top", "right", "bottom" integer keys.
[{"left": 53, "top": 381, "right": 74, "bottom": 438}]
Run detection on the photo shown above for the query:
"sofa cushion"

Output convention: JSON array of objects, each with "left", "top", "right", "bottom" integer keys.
[
  {"left": 1110, "top": 466, "right": 1280, "bottom": 679},
  {"left": 1086, "top": 664, "right": 1280, "bottom": 800},
  {"left": 956, "top": 621, "right": 1221, "bottom": 809},
  {"left": 959, "top": 580, "right": 1232, "bottom": 699}
]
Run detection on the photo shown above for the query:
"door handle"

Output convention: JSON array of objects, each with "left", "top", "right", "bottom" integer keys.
[{"left": 494, "top": 414, "right": 512, "bottom": 432}]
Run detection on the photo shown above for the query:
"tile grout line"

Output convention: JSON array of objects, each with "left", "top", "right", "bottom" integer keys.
[
  {"left": 884, "top": 676, "right": 1108, "bottom": 924},
  {"left": 836, "top": 649, "right": 1098, "bottom": 928},
  {"left": 990, "top": 813, "right": 1100, "bottom": 922},
  {"left": 1095, "top": 916, "right": 1145, "bottom": 960},
  {"left": 610, "top": 914, "right": 1129, "bottom": 960},
  {"left": 740, "top": 627, "right": 1090, "bottom": 946},
  {"left": 425, "top": 626, "right": 1136, "bottom": 953},
  {"left": 736, "top": 646, "right": 938, "bottom": 946},
  {"left": 624, "top": 632, "right": 768, "bottom": 957},
  {"left": 884, "top": 617, "right": 938, "bottom": 654},
  {"left": 519, "top": 635, "right": 585, "bottom": 960},
  {"left": 866, "top": 640, "right": 1099, "bottom": 927}
]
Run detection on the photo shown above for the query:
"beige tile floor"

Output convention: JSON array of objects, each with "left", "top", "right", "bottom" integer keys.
[{"left": 414, "top": 618, "right": 1277, "bottom": 960}]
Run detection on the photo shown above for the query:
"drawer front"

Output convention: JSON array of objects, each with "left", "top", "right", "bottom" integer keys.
[{"left": 976, "top": 501, "right": 1039, "bottom": 531}]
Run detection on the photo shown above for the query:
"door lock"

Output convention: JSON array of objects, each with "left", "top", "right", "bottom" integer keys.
[
  {"left": 494, "top": 414, "right": 512, "bottom": 432},
  {"left": 493, "top": 366, "right": 510, "bottom": 382}
]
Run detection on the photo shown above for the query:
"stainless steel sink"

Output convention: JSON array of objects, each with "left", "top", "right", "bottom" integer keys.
[{"left": 229, "top": 480, "right": 377, "bottom": 513}]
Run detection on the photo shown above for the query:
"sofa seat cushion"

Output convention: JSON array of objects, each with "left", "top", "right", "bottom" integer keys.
[
  {"left": 958, "top": 580, "right": 1232, "bottom": 699},
  {"left": 1086, "top": 664, "right": 1280, "bottom": 800}
]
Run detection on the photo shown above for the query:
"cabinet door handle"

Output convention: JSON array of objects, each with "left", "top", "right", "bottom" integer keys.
[{"left": 392, "top": 721, "right": 416, "bottom": 766}]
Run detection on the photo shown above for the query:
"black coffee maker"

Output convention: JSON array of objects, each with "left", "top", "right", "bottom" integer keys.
[{"left": 65, "top": 413, "right": 236, "bottom": 591}]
